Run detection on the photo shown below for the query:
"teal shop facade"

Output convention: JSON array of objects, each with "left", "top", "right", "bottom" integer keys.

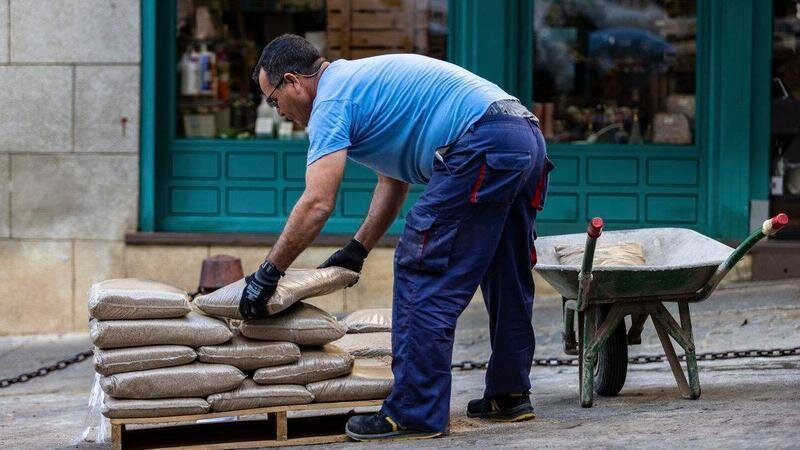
[{"left": 138, "top": 0, "right": 773, "bottom": 242}]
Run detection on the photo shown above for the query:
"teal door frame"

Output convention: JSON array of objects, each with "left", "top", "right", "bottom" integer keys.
[{"left": 140, "top": 0, "right": 772, "bottom": 240}]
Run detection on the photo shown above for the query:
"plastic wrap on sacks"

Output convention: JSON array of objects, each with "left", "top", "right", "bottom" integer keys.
[
  {"left": 253, "top": 350, "right": 354, "bottom": 385},
  {"left": 239, "top": 303, "right": 347, "bottom": 346},
  {"left": 341, "top": 308, "right": 392, "bottom": 333},
  {"left": 196, "top": 336, "right": 300, "bottom": 370},
  {"left": 102, "top": 397, "right": 210, "bottom": 418},
  {"left": 306, "top": 359, "right": 393, "bottom": 402},
  {"left": 93, "top": 345, "right": 197, "bottom": 376},
  {"left": 194, "top": 267, "right": 358, "bottom": 319},
  {"left": 324, "top": 332, "right": 392, "bottom": 358},
  {"left": 99, "top": 363, "right": 245, "bottom": 399},
  {"left": 88, "top": 278, "right": 191, "bottom": 320},
  {"left": 89, "top": 312, "right": 232, "bottom": 349},
  {"left": 555, "top": 242, "right": 646, "bottom": 267},
  {"left": 207, "top": 379, "right": 314, "bottom": 412}
]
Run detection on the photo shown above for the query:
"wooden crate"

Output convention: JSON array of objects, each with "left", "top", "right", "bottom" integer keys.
[
  {"left": 325, "top": 0, "right": 447, "bottom": 60},
  {"left": 110, "top": 399, "right": 383, "bottom": 450}
]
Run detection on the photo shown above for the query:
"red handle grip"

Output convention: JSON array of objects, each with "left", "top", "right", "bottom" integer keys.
[
  {"left": 587, "top": 217, "right": 604, "bottom": 239},
  {"left": 762, "top": 213, "right": 789, "bottom": 236},
  {"left": 772, "top": 213, "right": 789, "bottom": 231}
]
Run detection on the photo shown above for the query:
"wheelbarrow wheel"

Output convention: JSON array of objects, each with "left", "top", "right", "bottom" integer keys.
[{"left": 594, "top": 304, "right": 628, "bottom": 396}]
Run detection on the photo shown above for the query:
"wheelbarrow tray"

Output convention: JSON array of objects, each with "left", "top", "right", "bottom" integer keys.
[{"left": 534, "top": 228, "right": 734, "bottom": 302}]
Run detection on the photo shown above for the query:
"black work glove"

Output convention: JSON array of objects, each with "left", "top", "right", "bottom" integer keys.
[
  {"left": 239, "top": 260, "right": 284, "bottom": 320},
  {"left": 318, "top": 239, "right": 369, "bottom": 273}
]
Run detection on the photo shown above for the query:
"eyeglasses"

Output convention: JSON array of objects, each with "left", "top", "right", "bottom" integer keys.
[{"left": 266, "top": 76, "right": 285, "bottom": 108}]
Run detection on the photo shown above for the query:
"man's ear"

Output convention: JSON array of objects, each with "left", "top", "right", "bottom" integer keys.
[{"left": 284, "top": 73, "right": 302, "bottom": 92}]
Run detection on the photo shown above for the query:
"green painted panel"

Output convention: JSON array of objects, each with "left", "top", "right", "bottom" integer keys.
[
  {"left": 587, "top": 158, "right": 638, "bottom": 185},
  {"left": 538, "top": 193, "right": 579, "bottom": 221},
  {"left": 284, "top": 153, "right": 307, "bottom": 180},
  {"left": 646, "top": 195, "right": 697, "bottom": 223},
  {"left": 647, "top": 159, "right": 698, "bottom": 186},
  {"left": 170, "top": 188, "right": 219, "bottom": 215},
  {"left": 341, "top": 189, "right": 373, "bottom": 218},
  {"left": 171, "top": 152, "right": 219, "bottom": 179},
  {"left": 549, "top": 156, "right": 578, "bottom": 185},
  {"left": 227, "top": 188, "right": 277, "bottom": 216},
  {"left": 344, "top": 161, "right": 378, "bottom": 181},
  {"left": 227, "top": 153, "right": 277, "bottom": 180},
  {"left": 587, "top": 194, "right": 638, "bottom": 223},
  {"left": 283, "top": 188, "right": 303, "bottom": 216},
  {"left": 401, "top": 189, "right": 423, "bottom": 217}
]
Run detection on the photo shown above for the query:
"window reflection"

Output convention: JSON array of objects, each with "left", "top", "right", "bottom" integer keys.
[
  {"left": 176, "top": 0, "right": 447, "bottom": 140},
  {"left": 533, "top": 0, "right": 696, "bottom": 145}
]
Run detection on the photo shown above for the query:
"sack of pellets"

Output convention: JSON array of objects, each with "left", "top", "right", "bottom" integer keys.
[
  {"left": 194, "top": 267, "right": 358, "bottom": 319},
  {"left": 206, "top": 380, "right": 314, "bottom": 412},
  {"left": 102, "top": 397, "right": 210, "bottom": 419},
  {"left": 239, "top": 302, "right": 346, "bottom": 346},
  {"left": 93, "top": 345, "right": 197, "bottom": 376},
  {"left": 88, "top": 278, "right": 191, "bottom": 320},
  {"left": 253, "top": 349, "right": 354, "bottom": 385},
  {"left": 305, "top": 359, "right": 393, "bottom": 402},
  {"left": 100, "top": 363, "right": 245, "bottom": 399},
  {"left": 340, "top": 308, "right": 392, "bottom": 333},
  {"left": 196, "top": 335, "right": 300, "bottom": 370},
  {"left": 324, "top": 332, "right": 392, "bottom": 358},
  {"left": 89, "top": 312, "right": 232, "bottom": 349}
]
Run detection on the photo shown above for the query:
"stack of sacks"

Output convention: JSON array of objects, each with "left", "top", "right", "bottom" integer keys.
[
  {"left": 326, "top": 308, "right": 393, "bottom": 360},
  {"left": 89, "top": 279, "right": 243, "bottom": 418},
  {"left": 195, "top": 269, "right": 394, "bottom": 404}
]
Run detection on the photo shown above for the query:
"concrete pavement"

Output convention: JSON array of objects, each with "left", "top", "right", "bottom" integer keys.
[{"left": 0, "top": 279, "right": 798, "bottom": 449}]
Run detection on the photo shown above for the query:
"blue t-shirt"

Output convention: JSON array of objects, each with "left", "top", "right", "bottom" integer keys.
[{"left": 306, "top": 54, "right": 514, "bottom": 184}]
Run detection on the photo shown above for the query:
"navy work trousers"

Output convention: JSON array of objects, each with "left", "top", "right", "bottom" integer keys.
[{"left": 381, "top": 114, "right": 551, "bottom": 433}]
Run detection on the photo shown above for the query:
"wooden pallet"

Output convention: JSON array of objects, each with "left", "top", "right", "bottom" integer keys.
[{"left": 110, "top": 399, "right": 383, "bottom": 450}]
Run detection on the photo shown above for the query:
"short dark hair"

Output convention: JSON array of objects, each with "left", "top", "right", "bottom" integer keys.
[{"left": 252, "top": 34, "right": 322, "bottom": 87}]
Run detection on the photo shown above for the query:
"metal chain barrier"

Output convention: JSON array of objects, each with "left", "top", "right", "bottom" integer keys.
[
  {"left": 1, "top": 346, "right": 799, "bottom": 386},
  {"left": 451, "top": 346, "right": 800, "bottom": 371},
  {"left": 0, "top": 350, "right": 93, "bottom": 388}
]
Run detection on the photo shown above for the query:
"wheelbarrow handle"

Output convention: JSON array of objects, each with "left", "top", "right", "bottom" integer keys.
[
  {"left": 577, "top": 217, "right": 604, "bottom": 311},
  {"left": 697, "top": 213, "right": 790, "bottom": 300}
]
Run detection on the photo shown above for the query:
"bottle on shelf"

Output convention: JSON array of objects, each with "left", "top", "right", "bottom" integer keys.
[
  {"left": 255, "top": 96, "right": 274, "bottom": 138},
  {"left": 198, "top": 43, "right": 217, "bottom": 97},
  {"left": 180, "top": 47, "right": 199, "bottom": 96},
  {"left": 628, "top": 111, "right": 644, "bottom": 145}
]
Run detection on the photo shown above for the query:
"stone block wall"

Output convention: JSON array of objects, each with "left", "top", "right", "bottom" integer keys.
[{"left": 0, "top": 0, "right": 141, "bottom": 335}]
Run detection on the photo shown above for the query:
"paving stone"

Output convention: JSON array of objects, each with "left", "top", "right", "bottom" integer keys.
[{"left": 11, "top": 154, "right": 138, "bottom": 239}]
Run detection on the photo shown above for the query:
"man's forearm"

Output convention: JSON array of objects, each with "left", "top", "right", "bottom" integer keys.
[
  {"left": 354, "top": 176, "right": 410, "bottom": 250},
  {"left": 266, "top": 196, "right": 333, "bottom": 271}
]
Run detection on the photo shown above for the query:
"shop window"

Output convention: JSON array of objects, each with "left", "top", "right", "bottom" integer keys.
[
  {"left": 533, "top": 0, "right": 696, "bottom": 146},
  {"left": 771, "top": 0, "right": 800, "bottom": 238},
  {"left": 175, "top": 0, "right": 447, "bottom": 140}
]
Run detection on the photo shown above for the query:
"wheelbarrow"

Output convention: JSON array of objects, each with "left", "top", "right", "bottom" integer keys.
[{"left": 534, "top": 213, "right": 790, "bottom": 407}]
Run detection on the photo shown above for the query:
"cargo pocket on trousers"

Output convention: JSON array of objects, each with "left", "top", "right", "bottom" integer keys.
[
  {"left": 469, "top": 150, "right": 532, "bottom": 204},
  {"left": 396, "top": 209, "right": 459, "bottom": 274}
]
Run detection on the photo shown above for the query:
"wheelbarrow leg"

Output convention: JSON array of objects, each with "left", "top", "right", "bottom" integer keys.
[
  {"left": 627, "top": 313, "right": 648, "bottom": 345},
  {"left": 579, "top": 305, "right": 597, "bottom": 408},
  {"left": 679, "top": 301, "right": 701, "bottom": 398},
  {"left": 563, "top": 297, "right": 578, "bottom": 355},
  {"left": 650, "top": 302, "right": 701, "bottom": 400}
]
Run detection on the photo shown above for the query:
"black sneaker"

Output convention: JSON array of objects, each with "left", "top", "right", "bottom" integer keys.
[
  {"left": 466, "top": 393, "right": 536, "bottom": 422},
  {"left": 345, "top": 412, "right": 443, "bottom": 441}
]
